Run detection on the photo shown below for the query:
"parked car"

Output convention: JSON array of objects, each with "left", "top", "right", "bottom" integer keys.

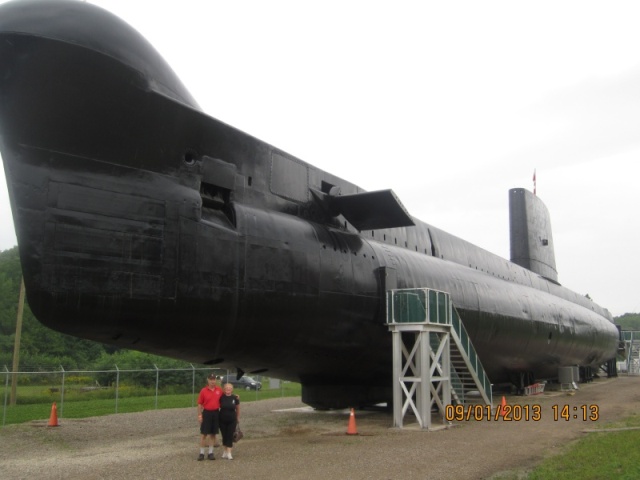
[{"left": 219, "top": 374, "right": 262, "bottom": 390}]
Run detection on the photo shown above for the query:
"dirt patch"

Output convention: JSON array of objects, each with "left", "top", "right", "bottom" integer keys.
[{"left": 1, "top": 376, "right": 638, "bottom": 480}]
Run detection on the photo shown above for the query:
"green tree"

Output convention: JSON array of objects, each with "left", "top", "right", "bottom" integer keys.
[
  {"left": 0, "top": 246, "right": 110, "bottom": 370},
  {"left": 94, "top": 350, "right": 199, "bottom": 391},
  {"left": 616, "top": 313, "right": 640, "bottom": 331}
]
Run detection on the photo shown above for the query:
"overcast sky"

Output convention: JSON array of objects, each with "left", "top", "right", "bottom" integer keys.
[{"left": 1, "top": 1, "right": 638, "bottom": 316}]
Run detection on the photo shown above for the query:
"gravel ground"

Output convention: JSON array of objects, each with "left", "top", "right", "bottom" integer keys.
[{"left": 1, "top": 375, "right": 639, "bottom": 480}]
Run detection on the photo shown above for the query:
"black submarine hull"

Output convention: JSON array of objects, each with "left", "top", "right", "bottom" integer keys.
[{"left": 0, "top": 1, "right": 618, "bottom": 408}]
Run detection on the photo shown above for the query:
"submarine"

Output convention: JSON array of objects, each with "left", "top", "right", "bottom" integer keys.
[{"left": 0, "top": 0, "right": 619, "bottom": 408}]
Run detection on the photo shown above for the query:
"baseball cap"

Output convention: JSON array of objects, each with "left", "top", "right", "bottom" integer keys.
[{"left": 207, "top": 373, "right": 217, "bottom": 380}]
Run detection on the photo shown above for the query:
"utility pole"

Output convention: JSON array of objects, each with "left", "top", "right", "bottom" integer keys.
[{"left": 10, "top": 277, "right": 25, "bottom": 406}]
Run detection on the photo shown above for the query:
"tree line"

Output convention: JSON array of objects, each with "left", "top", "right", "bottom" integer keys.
[{"left": 615, "top": 313, "right": 640, "bottom": 331}]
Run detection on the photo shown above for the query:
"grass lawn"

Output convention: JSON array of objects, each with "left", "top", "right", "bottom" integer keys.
[{"left": 2, "top": 382, "right": 301, "bottom": 426}]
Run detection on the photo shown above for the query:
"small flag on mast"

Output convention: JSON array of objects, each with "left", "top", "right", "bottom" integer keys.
[{"left": 533, "top": 169, "right": 536, "bottom": 195}]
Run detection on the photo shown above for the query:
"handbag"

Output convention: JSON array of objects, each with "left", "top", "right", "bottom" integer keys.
[{"left": 233, "top": 423, "right": 243, "bottom": 442}]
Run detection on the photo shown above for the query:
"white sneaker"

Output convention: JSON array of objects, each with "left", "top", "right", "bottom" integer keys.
[
  {"left": 221, "top": 452, "right": 228, "bottom": 459},
  {"left": 227, "top": 453, "right": 233, "bottom": 460}
]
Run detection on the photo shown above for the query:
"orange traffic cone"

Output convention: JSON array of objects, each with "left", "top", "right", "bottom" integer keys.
[
  {"left": 48, "top": 402, "right": 59, "bottom": 427},
  {"left": 346, "top": 408, "right": 358, "bottom": 435},
  {"left": 499, "top": 396, "right": 507, "bottom": 417}
]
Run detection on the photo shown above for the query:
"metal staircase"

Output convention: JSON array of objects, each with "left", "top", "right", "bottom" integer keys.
[{"left": 386, "top": 288, "right": 492, "bottom": 429}]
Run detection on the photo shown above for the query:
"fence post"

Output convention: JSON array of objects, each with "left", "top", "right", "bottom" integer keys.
[
  {"left": 154, "top": 364, "right": 159, "bottom": 410},
  {"left": 60, "top": 365, "right": 66, "bottom": 418},
  {"left": 255, "top": 375, "right": 259, "bottom": 401},
  {"left": 190, "top": 364, "right": 195, "bottom": 407},
  {"left": 2, "top": 365, "right": 10, "bottom": 427},
  {"left": 115, "top": 365, "right": 120, "bottom": 414}
]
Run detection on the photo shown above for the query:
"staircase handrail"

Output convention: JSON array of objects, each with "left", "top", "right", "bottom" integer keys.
[{"left": 449, "top": 307, "right": 492, "bottom": 406}]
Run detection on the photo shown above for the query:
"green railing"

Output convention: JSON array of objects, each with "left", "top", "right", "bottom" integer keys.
[
  {"left": 387, "top": 288, "right": 449, "bottom": 325},
  {"left": 451, "top": 308, "right": 492, "bottom": 404}
]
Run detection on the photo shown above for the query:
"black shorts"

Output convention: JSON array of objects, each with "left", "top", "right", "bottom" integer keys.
[{"left": 200, "top": 409, "right": 219, "bottom": 435}]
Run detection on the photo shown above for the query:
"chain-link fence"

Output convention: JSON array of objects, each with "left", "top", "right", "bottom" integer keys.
[{"left": 2, "top": 366, "right": 293, "bottom": 427}]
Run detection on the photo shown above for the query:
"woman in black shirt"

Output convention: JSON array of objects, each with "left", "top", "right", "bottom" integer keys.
[{"left": 219, "top": 383, "right": 241, "bottom": 459}]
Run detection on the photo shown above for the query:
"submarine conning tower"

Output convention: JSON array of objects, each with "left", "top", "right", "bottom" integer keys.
[{"left": 509, "top": 188, "right": 558, "bottom": 283}]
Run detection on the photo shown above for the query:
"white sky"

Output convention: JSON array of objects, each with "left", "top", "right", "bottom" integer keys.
[{"left": 1, "top": 0, "right": 639, "bottom": 316}]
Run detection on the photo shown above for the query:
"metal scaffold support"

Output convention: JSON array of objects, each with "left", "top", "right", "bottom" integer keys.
[
  {"left": 389, "top": 322, "right": 451, "bottom": 430},
  {"left": 386, "top": 288, "right": 492, "bottom": 430},
  {"left": 622, "top": 331, "right": 640, "bottom": 375}
]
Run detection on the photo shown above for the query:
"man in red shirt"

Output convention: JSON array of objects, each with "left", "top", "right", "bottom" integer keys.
[{"left": 196, "top": 373, "right": 223, "bottom": 460}]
